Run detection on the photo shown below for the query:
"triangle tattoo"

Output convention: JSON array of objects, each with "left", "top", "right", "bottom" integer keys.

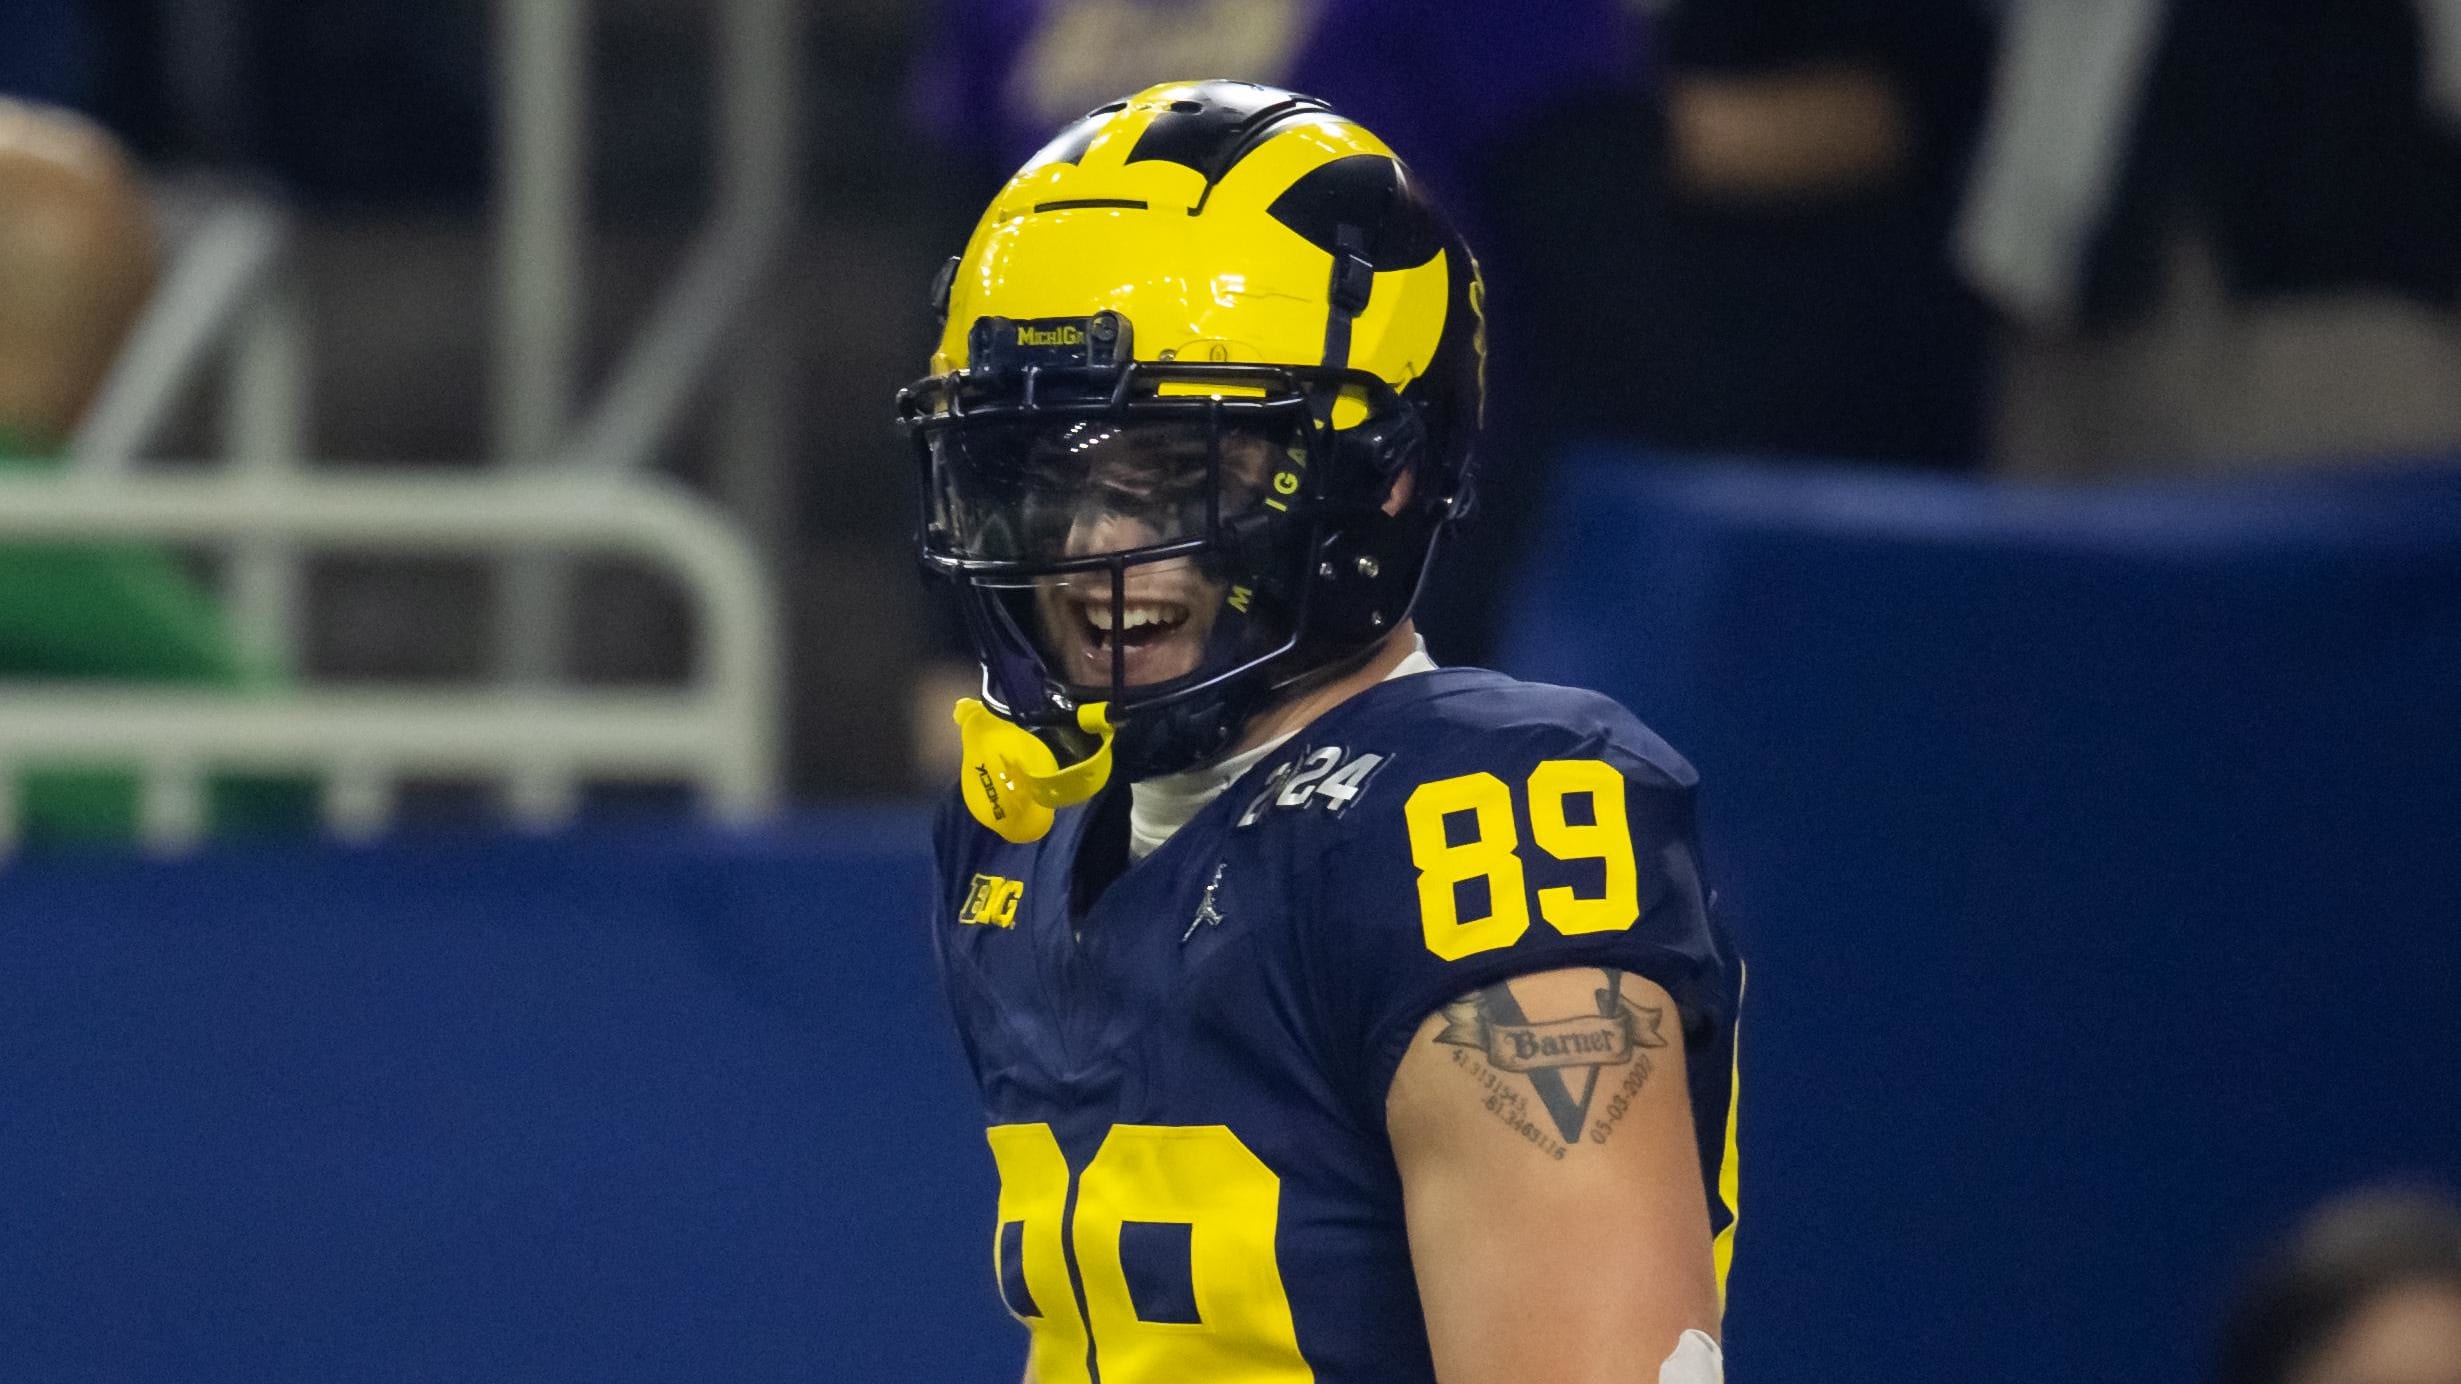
[{"left": 1437, "top": 968, "right": 1669, "bottom": 1144}]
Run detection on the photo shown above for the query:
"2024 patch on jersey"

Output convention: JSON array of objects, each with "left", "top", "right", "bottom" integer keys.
[{"left": 929, "top": 668, "right": 1742, "bottom": 1383}]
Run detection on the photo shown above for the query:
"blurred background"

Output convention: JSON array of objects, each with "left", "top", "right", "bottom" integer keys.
[{"left": 1, "top": 1, "right": 2457, "bottom": 1381}]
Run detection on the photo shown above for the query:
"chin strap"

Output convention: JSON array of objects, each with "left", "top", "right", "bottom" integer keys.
[{"left": 954, "top": 698, "right": 1115, "bottom": 843}]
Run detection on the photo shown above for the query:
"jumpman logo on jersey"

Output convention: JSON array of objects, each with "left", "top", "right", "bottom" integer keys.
[{"left": 1183, "top": 864, "right": 1228, "bottom": 942}]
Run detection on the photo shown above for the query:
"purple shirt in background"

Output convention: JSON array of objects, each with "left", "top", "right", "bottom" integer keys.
[{"left": 907, "top": 0, "right": 1642, "bottom": 243}]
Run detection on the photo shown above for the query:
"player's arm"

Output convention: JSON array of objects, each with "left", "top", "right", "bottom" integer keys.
[{"left": 1386, "top": 965, "right": 1720, "bottom": 1384}]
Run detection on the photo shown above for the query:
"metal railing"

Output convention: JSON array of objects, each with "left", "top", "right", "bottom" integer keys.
[
  {"left": 493, "top": 0, "right": 803, "bottom": 683},
  {"left": 68, "top": 192, "right": 310, "bottom": 674},
  {"left": 0, "top": 474, "right": 781, "bottom": 852},
  {"left": 70, "top": 195, "right": 294, "bottom": 482},
  {"left": 4, "top": 0, "right": 807, "bottom": 851}
]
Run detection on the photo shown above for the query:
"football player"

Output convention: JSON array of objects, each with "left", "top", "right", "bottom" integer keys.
[{"left": 904, "top": 81, "right": 1741, "bottom": 1384}]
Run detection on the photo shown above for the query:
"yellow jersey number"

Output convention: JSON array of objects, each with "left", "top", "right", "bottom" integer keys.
[
  {"left": 1404, "top": 760, "right": 1640, "bottom": 961},
  {"left": 986, "top": 1122, "right": 1314, "bottom": 1384}
]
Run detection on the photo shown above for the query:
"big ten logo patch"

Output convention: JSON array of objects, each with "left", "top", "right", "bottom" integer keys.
[{"left": 959, "top": 874, "right": 1026, "bottom": 928}]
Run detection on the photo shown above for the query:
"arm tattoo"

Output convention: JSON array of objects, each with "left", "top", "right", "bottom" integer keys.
[{"left": 1431, "top": 968, "right": 1668, "bottom": 1159}]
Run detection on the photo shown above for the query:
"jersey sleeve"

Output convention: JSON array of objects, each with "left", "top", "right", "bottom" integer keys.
[{"left": 1302, "top": 698, "right": 1735, "bottom": 1110}]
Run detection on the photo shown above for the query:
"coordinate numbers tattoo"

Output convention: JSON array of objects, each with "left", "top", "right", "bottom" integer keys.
[{"left": 1431, "top": 968, "right": 1667, "bottom": 1158}]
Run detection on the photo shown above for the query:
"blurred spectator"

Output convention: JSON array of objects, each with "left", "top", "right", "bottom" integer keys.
[
  {"left": 1963, "top": 0, "right": 2461, "bottom": 478},
  {"left": 0, "top": 103, "right": 155, "bottom": 443},
  {"left": 0, "top": 99, "right": 307, "bottom": 845},
  {"left": 2217, "top": 1186, "right": 2461, "bottom": 1384},
  {"left": 1496, "top": 0, "right": 2000, "bottom": 472}
]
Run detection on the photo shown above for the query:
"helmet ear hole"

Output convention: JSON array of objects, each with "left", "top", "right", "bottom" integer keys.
[
  {"left": 1369, "top": 414, "right": 1425, "bottom": 517},
  {"left": 1379, "top": 465, "right": 1415, "bottom": 518},
  {"left": 1376, "top": 406, "right": 1426, "bottom": 481},
  {"left": 1327, "top": 402, "right": 1429, "bottom": 511}
]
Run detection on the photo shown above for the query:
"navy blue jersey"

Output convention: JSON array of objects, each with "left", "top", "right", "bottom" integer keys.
[{"left": 929, "top": 668, "right": 1741, "bottom": 1383}]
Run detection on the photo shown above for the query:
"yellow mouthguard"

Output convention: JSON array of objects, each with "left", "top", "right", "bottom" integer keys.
[{"left": 954, "top": 698, "right": 1115, "bottom": 844}]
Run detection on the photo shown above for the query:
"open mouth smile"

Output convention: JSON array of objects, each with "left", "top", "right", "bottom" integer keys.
[
  {"left": 1053, "top": 590, "right": 1209, "bottom": 687},
  {"left": 1077, "top": 597, "right": 1190, "bottom": 652}
]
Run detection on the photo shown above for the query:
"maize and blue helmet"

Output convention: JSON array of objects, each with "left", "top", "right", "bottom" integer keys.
[{"left": 902, "top": 80, "right": 1486, "bottom": 779}]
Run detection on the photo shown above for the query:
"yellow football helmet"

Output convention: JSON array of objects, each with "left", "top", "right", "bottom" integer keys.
[{"left": 901, "top": 80, "right": 1486, "bottom": 776}]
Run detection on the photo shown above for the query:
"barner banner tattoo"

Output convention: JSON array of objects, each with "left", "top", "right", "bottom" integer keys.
[{"left": 1434, "top": 969, "right": 1668, "bottom": 1146}]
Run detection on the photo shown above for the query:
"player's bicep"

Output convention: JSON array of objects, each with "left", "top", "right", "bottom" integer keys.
[{"left": 1386, "top": 967, "right": 1718, "bottom": 1384}]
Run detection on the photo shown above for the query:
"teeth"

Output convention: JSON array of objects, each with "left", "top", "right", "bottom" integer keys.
[{"left": 1085, "top": 602, "right": 1186, "bottom": 632}]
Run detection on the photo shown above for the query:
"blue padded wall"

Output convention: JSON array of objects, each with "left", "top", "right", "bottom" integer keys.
[
  {"left": 0, "top": 815, "right": 1015, "bottom": 1383},
  {"left": 1498, "top": 455, "right": 2461, "bottom": 1384}
]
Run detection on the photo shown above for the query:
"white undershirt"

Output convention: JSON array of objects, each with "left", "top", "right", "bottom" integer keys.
[{"left": 1128, "top": 635, "right": 1439, "bottom": 859}]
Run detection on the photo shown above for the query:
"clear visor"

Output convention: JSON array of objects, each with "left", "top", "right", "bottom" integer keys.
[
  {"left": 927, "top": 415, "right": 1300, "bottom": 566},
  {"left": 929, "top": 416, "right": 1311, "bottom": 703}
]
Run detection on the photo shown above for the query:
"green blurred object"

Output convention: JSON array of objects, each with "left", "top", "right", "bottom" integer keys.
[{"left": 0, "top": 436, "right": 320, "bottom": 848}]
